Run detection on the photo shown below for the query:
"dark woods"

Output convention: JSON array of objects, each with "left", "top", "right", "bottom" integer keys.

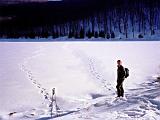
[{"left": 0, "top": 0, "right": 160, "bottom": 39}]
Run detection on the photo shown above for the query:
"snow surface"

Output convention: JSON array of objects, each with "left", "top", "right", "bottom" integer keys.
[{"left": 0, "top": 41, "right": 160, "bottom": 120}]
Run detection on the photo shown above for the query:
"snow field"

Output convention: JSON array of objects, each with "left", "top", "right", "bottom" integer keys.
[{"left": 0, "top": 41, "right": 160, "bottom": 119}]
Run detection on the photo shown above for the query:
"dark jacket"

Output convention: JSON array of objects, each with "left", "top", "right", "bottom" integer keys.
[{"left": 117, "top": 65, "right": 125, "bottom": 81}]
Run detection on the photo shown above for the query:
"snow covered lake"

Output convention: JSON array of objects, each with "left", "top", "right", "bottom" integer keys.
[{"left": 0, "top": 41, "right": 160, "bottom": 120}]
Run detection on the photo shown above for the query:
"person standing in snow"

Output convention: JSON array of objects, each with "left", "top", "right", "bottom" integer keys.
[{"left": 116, "top": 60, "right": 126, "bottom": 97}]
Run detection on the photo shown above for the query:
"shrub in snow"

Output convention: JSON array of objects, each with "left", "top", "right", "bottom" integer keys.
[
  {"left": 99, "top": 31, "right": 105, "bottom": 38},
  {"left": 86, "top": 29, "right": 92, "bottom": 38},
  {"left": 94, "top": 31, "right": 99, "bottom": 38},
  {"left": 111, "top": 32, "right": 115, "bottom": 38},
  {"left": 107, "top": 33, "right": 110, "bottom": 39},
  {"left": 91, "top": 31, "right": 95, "bottom": 37},
  {"left": 41, "top": 31, "right": 49, "bottom": 38},
  {"left": 138, "top": 34, "right": 143, "bottom": 38},
  {"left": 80, "top": 28, "right": 85, "bottom": 39},
  {"left": 52, "top": 31, "right": 59, "bottom": 38},
  {"left": 68, "top": 31, "right": 74, "bottom": 38},
  {"left": 55, "top": 31, "right": 59, "bottom": 38},
  {"left": 153, "top": 30, "right": 155, "bottom": 35},
  {"left": 28, "top": 32, "right": 36, "bottom": 39},
  {"left": 75, "top": 32, "right": 79, "bottom": 39}
]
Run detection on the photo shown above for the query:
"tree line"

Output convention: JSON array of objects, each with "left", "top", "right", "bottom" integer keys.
[{"left": 0, "top": 0, "right": 160, "bottom": 39}]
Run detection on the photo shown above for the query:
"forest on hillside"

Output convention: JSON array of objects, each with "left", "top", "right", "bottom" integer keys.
[{"left": 0, "top": 0, "right": 160, "bottom": 39}]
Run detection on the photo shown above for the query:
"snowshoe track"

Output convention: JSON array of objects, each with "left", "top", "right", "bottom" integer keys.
[
  {"left": 72, "top": 49, "right": 115, "bottom": 95},
  {"left": 21, "top": 64, "right": 50, "bottom": 102}
]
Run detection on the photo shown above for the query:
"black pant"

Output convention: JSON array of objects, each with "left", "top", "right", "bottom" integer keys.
[{"left": 116, "top": 79, "right": 124, "bottom": 97}]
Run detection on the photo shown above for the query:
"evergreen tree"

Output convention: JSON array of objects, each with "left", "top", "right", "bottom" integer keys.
[
  {"left": 86, "top": 29, "right": 92, "bottom": 38},
  {"left": 138, "top": 34, "right": 143, "bottom": 38},
  {"left": 68, "top": 31, "right": 74, "bottom": 38},
  {"left": 111, "top": 32, "right": 115, "bottom": 38},
  {"left": 106, "top": 33, "right": 110, "bottom": 39},
  {"left": 94, "top": 31, "right": 99, "bottom": 38},
  {"left": 99, "top": 31, "right": 105, "bottom": 38},
  {"left": 80, "top": 28, "right": 85, "bottom": 39},
  {"left": 75, "top": 32, "right": 79, "bottom": 39}
]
